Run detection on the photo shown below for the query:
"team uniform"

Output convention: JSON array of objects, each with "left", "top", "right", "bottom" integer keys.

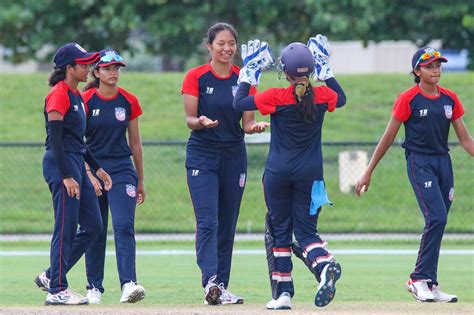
[
  {"left": 81, "top": 87, "right": 143, "bottom": 293},
  {"left": 392, "top": 84, "right": 465, "bottom": 286},
  {"left": 253, "top": 85, "right": 343, "bottom": 301},
  {"left": 181, "top": 64, "right": 255, "bottom": 296},
  {"left": 42, "top": 80, "right": 103, "bottom": 295}
]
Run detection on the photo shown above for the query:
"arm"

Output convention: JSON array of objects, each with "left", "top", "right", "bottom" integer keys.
[
  {"left": 236, "top": 83, "right": 270, "bottom": 134},
  {"left": 183, "top": 94, "right": 218, "bottom": 130},
  {"left": 325, "top": 77, "right": 346, "bottom": 108},
  {"left": 128, "top": 118, "right": 146, "bottom": 204},
  {"left": 355, "top": 116, "right": 403, "bottom": 196},
  {"left": 452, "top": 117, "right": 474, "bottom": 156}
]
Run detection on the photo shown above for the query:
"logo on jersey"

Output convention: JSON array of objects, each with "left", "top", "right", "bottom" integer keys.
[
  {"left": 232, "top": 85, "right": 238, "bottom": 97},
  {"left": 191, "top": 169, "right": 200, "bottom": 176},
  {"left": 73, "top": 105, "right": 79, "bottom": 112},
  {"left": 126, "top": 184, "right": 136, "bottom": 198},
  {"left": 239, "top": 173, "right": 246, "bottom": 188},
  {"left": 419, "top": 109, "right": 428, "bottom": 117},
  {"left": 206, "top": 87, "right": 214, "bottom": 94},
  {"left": 92, "top": 109, "right": 100, "bottom": 116},
  {"left": 115, "top": 107, "right": 126, "bottom": 121},
  {"left": 443, "top": 105, "right": 453, "bottom": 119},
  {"left": 424, "top": 181, "right": 432, "bottom": 188},
  {"left": 448, "top": 187, "right": 454, "bottom": 201}
]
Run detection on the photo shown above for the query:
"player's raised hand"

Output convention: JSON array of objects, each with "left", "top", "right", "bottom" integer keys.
[
  {"left": 199, "top": 115, "right": 219, "bottom": 128},
  {"left": 63, "top": 177, "right": 80, "bottom": 200},
  {"left": 238, "top": 39, "right": 275, "bottom": 86},
  {"left": 355, "top": 172, "right": 371, "bottom": 197},
  {"left": 96, "top": 168, "right": 112, "bottom": 191},
  {"left": 307, "top": 34, "right": 334, "bottom": 81}
]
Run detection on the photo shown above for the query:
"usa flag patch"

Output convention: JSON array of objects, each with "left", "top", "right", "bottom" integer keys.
[
  {"left": 115, "top": 107, "right": 126, "bottom": 121},
  {"left": 126, "top": 184, "right": 136, "bottom": 198},
  {"left": 239, "top": 173, "right": 246, "bottom": 188}
]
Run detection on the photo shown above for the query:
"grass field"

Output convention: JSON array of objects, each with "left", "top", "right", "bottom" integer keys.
[{"left": 0, "top": 239, "right": 473, "bottom": 314}]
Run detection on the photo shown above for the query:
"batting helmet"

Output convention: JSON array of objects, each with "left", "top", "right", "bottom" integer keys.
[{"left": 280, "top": 42, "right": 314, "bottom": 77}]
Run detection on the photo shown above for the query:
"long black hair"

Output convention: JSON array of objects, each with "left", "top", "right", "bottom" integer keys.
[
  {"left": 292, "top": 78, "right": 317, "bottom": 123},
  {"left": 48, "top": 63, "right": 76, "bottom": 87}
]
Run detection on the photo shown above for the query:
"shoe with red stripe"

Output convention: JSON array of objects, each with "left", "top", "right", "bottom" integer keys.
[{"left": 406, "top": 279, "right": 435, "bottom": 302}]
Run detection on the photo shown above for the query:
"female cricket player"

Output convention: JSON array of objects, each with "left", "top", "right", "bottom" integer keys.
[
  {"left": 356, "top": 47, "right": 474, "bottom": 303},
  {"left": 233, "top": 38, "right": 346, "bottom": 309},
  {"left": 37, "top": 42, "right": 112, "bottom": 305},
  {"left": 81, "top": 49, "right": 146, "bottom": 304},
  {"left": 181, "top": 22, "right": 269, "bottom": 305}
]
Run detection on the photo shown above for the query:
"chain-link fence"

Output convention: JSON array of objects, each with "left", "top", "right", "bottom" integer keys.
[{"left": 0, "top": 142, "right": 472, "bottom": 233}]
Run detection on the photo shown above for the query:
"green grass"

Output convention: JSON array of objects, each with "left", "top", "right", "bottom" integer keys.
[{"left": 0, "top": 240, "right": 473, "bottom": 307}]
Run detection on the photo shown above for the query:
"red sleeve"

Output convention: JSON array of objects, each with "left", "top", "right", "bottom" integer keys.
[
  {"left": 249, "top": 86, "right": 257, "bottom": 96},
  {"left": 441, "top": 88, "right": 465, "bottom": 121},
  {"left": 392, "top": 93, "right": 412, "bottom": 122},
  {"left": 45, "top": 90, "right": 70, "bottom": 116},
  {"left": 119, "top": 88, "right": 143, "bottom": 121},
  {"left": 182, "top": 69, "right": 199, "bottom": 97},
  {"left": 314, "top": 86, "right": 338, "bottom": 112},
  {"left": 254, "top": 88, "right": 280, "bottom": 115}
]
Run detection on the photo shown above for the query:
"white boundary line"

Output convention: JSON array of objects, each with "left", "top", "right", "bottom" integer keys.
[{"left": 1, "top": 249, "right": 473, "bottom": 256}]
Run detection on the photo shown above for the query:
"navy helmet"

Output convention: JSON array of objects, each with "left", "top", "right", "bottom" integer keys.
[{"left": 279, "top": 42, "right": 314, "bottom": 77}]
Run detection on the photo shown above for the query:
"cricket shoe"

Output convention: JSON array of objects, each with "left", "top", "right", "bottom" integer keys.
[
  {"left": 265, "top": 292, "right": 291, "bottom": 310},
  {"left": 86, "top": 288, "right": 102, "bottom": 304},
  {"left": 314, "top": 261, "right": 342, "bottom": 307},
  {"left": 218, "top": 283, "right": 244, "bottom": 304},
  {"left": 120, "top": 281, "right": 145, "bottom": 303},
  {"left": 34, "top": 271, "right": 50, "bottom": 291},
  {"left": 406, "top": 279, "right": 435, "bottom": 302},
  {"left": 204, "top": 275, "right": 221, "bottom": 305},
  {"left": 45, "top": 289, "right": 89, "bottom": 305},
  {"left": 431, "top": 285, "right": 458, "bottom": 303}
]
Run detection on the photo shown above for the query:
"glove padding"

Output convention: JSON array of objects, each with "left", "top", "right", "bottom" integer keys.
[
  {"left": 238, "top": 39, "right": 275, "bottom": 86},
  {"left": 307, "top": 34, "right": 334, "bottom": 81}
]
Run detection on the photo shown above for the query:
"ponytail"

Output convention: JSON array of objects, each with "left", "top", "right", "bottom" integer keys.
[
  {"left": 83, "top": 69, "right": 100, "bottom": 91},
  {"left": 411, "top": 69, "right": 421, "bottom": 83},
  {"left": 48, "top": 68, "right": 66, "bottom": 87},
  {"left": 293, "top": 79, "right": 317, "bottom": 123}
]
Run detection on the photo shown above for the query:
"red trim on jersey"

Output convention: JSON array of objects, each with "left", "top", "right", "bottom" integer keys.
[
  {"left": 45, "top": 81, "right": 75, "bottom": 116},
  {"left": 80, "top": 88, "right": 95, "bottom": 113},
  {"left": 254, "top": 85, "right": 338, "bottom": 116},
  {"left": 94, "top": 89, "right": 120, "bottom": 101},
  {"left": 119, "top": 88, "right": 143, "bottom": 121}
]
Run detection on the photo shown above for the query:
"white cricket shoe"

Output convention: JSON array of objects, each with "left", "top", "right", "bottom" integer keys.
[
  {"left": 265, "top": 292, "right": 291, "bottom": 310},
  {"left": 87, "top": 288, "right": 102, "bottom": 304},
  {"left": 45, "top": 289, "right": 89, "bottom": 305},
  {"left": 218, "top": 283, "right": 244, "bottom": 304},
  {"left": 315, "top": 261, "right": 342, "bottom": 307},
  {"left": 406, "top": 279, "right": 435, "bottom": 302},
  {"left": 204, "top": 275, "right": 221, "bottom": 305},
  {"left": 34, "top": 271, "right": 50, "bottom": 291},
  {"left": 120, "top": 281, "right": 145, "bottom": 303},
  {"left": 431, "top": 285, "right": 458, "bottom": 303}
]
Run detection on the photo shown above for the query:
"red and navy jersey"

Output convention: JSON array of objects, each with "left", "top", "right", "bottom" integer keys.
[
  {"left": 44, "top": 81, "right": 87, "bottom": 154},
  {"left": 255, "top": 85, "right": 339, "bottom": 180},
  {"left": 82, "top": 87, "right": 142, "bottom": 158},
  {"left": 392, "top": 85, "right": 465, "bottom": 155},
  {"left": 182, "top": 64, "right": 256, "bottom": 155}
]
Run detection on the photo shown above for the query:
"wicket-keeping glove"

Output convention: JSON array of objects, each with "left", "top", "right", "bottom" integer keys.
[
  {"left": 238, "top": 39, "right": 275, "bottom": 86},
  {"left": 307, "top": 34, "right": 334, "bottom": 81}
]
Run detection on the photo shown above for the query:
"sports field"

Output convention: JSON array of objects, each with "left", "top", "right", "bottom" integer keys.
[{"left": 1, "top": 239, "right": 473, "bottom": 313}]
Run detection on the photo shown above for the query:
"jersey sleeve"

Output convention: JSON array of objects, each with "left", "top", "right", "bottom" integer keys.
[
  {"left": 315, "top": 86, "right": 338, "bottom": 112},
  {"left": 45, "top": 90, "right": 70, "bottom": 116},
  {"left": 181, "top": 69, "right": 199, "bottom": 97},
  {"left": 392, "top": 93, "right": 411, "bottom": 122},
  {"left": 120, "top": 88, "right": 143, "bottom": 121},
  {"left": 249, "top": 86, "right": 257, "bottom": 96},
  {"left": 254, "top": 88, "right": 279, "bottom": 115}
]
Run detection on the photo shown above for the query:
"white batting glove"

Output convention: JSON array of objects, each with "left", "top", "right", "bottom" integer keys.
[
  {"left": 307, "top": 34, "right": 334, "bottom": 81},
  {"left": 238, "top": 39, "right": 275, "bottom": 86}
]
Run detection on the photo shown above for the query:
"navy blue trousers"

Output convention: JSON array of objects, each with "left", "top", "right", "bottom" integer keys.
[
  {"left": 186, "top": 151, "right": 246, "bottom": 288},
  {"left": 263, "top": 172, "right": 333, "bottom": 297},
  {"left": 43, "top": 150, "right": 102, "bottom": 294},
  {"left": 85, "top": 157, "right": 138, "bottom": 292},
  {"left": 407, "top": 152, "right": 454, "bottom": 285}
]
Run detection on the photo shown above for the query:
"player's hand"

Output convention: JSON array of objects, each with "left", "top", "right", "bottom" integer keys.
[
  {"left": 307, "top": 34, "right": 334, "bottom": 81},
  {"left": 136, "top": 181, "right": 146, "bottom": 205},
  {"left": 87, "top": 171, "right": 103, "bottom": 196},
  {"left": 63, "top": 177, "right": 80, "bottom": 200},
  {"left": 355, "top": 172, "right": 371, "bottom": 197},
  {"left": 96, "top": 168, "right": 112, "bottom": 191},
  {"left": 238, "top": 39, "right": 275, "bottom": 86},
  {"left": 250, "top": 121, "right": 270, "bottom": 133},
  {"left": 199, "top": 115, "right": 218, "bottom": 129}
]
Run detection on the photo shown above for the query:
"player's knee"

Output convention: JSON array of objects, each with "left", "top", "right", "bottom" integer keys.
[{"left": 197, "top": 219, "right": 218, "bottom": 237}]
